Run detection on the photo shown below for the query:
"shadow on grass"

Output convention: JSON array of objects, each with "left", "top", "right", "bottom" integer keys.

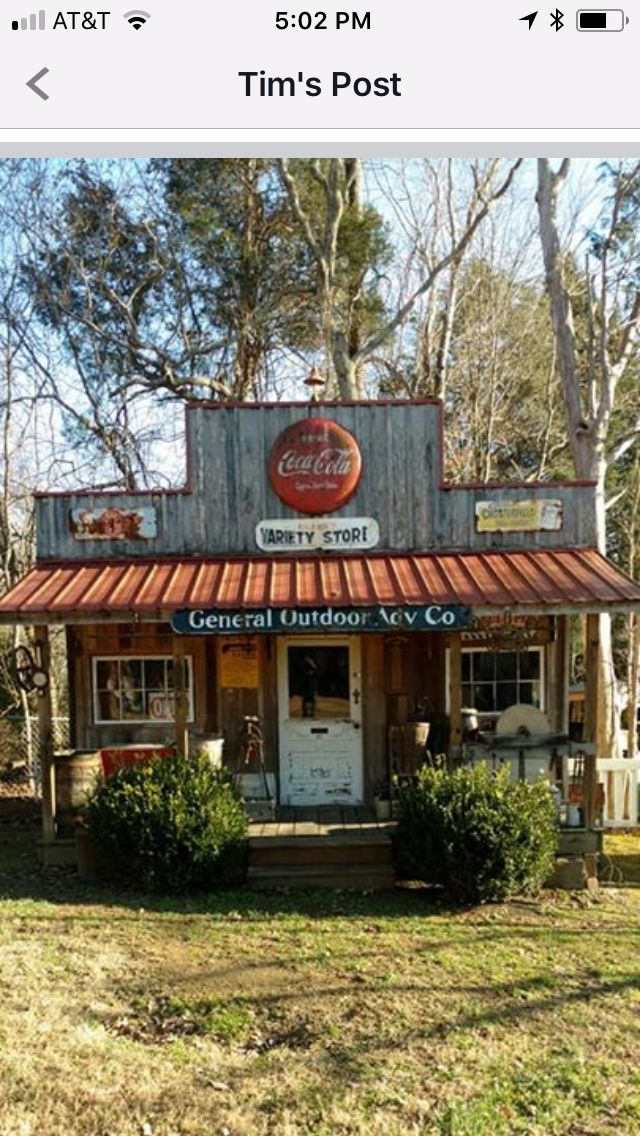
[
  {"left": 4, "top": 821, "right": 640, "bottom": 932},
  {"left": 0, "top": 820, "right": 443, "bottom": 920},
  {"left": 108, "top": 961, "right": 640, "bottom": 1086}
]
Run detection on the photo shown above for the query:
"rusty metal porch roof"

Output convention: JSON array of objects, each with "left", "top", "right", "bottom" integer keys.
[{"left": 1, "top": 549, "right": 639, "bottom": 624}]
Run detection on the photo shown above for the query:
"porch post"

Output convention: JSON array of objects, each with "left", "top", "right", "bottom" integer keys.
[
  {"left": 173, "top": 637, "right": 189, "bottom": 758},
  {"left": 449, "top": 632, "right": 462, "bottom": 757},
  {"left": 583, "top": 612, "right": 600, "bottom": 829},
  {"left": 548, "top": 615, "right": 570, "bottom": 734},
  {"left": 34, "top": 624, "right": 56, "bottom": 841}
]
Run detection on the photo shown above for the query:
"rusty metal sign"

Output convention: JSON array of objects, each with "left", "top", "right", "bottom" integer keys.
[{"left": 69, "top": 506, "right": 157, "bottom": 541}]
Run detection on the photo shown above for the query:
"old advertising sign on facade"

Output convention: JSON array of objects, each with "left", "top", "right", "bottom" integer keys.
[
  {"left": 475, "top": 499, "right": 563, "bottom": 533},
  {"left": 172, "top": 604, "right": 472, "bottom": 635},
  {"left": 268, "top": 417, "right": 362, "bottom": 514},
  {"left": 256, "top": 517, "right": 380, "bottom": 552},
  {"left": 148, "top": 692, "right": 175, "bottom": 720},
  {"left": 69, "top": 506, "right": 157, "bottom": 541},
  {"left": 219, "top": 641, "right": 260, "bottom": 688}
]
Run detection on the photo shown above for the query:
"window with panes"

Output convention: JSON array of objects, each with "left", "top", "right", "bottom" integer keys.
[
  {"left": 461, "top": 648, "right": 543, "bottom": 713},
  {"left": 93, "top": 656, "right": 194, "bottom": 724}
]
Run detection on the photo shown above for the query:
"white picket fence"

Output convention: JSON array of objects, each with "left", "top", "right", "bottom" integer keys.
[
  {"left": 468, "top": 747, "right": 640, "bottom": 830},
  {"left": 598, "top": 758, "right": 640, "bottom": 828}
]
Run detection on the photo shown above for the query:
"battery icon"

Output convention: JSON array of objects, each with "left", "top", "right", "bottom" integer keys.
[{"left": 576, "top": 9, "right": 628, "bottom": 29}]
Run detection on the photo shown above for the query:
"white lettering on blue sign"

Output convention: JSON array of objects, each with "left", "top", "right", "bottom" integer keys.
[
  {"left": 425, "top": 605, "right": 456, "bottom": 626},
  {"left": 176, "top": 604, "right": 471, "bottom": 635}
]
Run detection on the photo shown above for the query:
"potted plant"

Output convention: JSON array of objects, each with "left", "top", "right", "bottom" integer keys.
[{"left": 372, "top": 777, "right": 392, "bottom": 821}]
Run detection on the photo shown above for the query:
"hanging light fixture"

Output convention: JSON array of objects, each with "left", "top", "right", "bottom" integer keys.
[{"left": 304, "top": 366, "right": 326, "bottom": 402}]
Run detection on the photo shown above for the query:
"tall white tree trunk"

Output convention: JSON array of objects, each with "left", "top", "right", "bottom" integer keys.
[
  {"left": 628, "top": 613, "right": 640, "bottom": 759},
  {"left": 536, "top": 158, "right": 633, "bottom": 757}
]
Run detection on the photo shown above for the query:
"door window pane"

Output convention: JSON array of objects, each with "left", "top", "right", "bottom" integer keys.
[{"left": 288, "top": 646, "right": 350, "bottom": 719}]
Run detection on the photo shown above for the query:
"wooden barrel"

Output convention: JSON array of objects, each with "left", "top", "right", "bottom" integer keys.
[{"left": 54, "top": 750, "right": 102, "bottom": 835}]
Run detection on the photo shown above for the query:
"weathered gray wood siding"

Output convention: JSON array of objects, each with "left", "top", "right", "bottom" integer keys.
[
  {"left": 37, "top": 491, "right": 197, "bottom": 562},
  {"left": 437, "top": 484, "right": 597, "bottom": 551},
  {"left": 36, "top": 402, "right": 598, "bottom": 560}
]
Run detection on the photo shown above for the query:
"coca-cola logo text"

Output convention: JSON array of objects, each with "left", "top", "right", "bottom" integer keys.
[{"left": 276, "top": 447, "right": 354, "bottom": 478}]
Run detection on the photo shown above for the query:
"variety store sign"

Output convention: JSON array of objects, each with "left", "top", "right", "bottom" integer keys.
[
  {"left": 172, "top": 604, "right": 472, "bottom": 635},
  {"left": 256, "top": 517, "right": 379, "bottom": 552}
]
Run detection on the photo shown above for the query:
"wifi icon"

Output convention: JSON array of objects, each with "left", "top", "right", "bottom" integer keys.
[{"left": 124, "top": 9, "right": 150, "bottom": 29}]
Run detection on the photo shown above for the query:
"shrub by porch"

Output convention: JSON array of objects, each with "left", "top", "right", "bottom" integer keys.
[
  {"left": 393, "top": 764, "right": 559, "bottom": 903},
  {"left": 84, "top": 752, "right": 248, "bottom": 892}
]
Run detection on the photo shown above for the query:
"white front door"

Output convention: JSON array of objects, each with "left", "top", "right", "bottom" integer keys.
[{"left": 277, "top": 637, "right": 363, "bottom": 806}]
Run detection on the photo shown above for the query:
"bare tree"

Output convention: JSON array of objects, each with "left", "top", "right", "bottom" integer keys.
[
  {"left": 280, "top": 158, "right": 523, "bottom": 397},
  {"left": 537, "top": 158, "right": 640, "bottom": 754},
  {"left": 624, "top": 453, "right": 640, "bottom": 758},
  {"left": 537, "top": 159, "right": 640, "bottom": 545}
]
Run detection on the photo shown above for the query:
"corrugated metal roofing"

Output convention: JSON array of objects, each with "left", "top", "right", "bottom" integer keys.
[{"left": 1, "top": 549, "right": 639, "bottom": 623}]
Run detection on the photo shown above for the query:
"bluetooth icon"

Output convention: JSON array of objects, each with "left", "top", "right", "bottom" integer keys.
[{"left": 550, "top": 7, "right": 565, "bottom": 28}]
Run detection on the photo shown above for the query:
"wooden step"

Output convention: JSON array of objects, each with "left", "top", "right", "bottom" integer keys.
[
  {"left": 249, "top": 840, "right": 392, "bottom": 868},
  {"left": 249, "top": 832, "right": 392, "bottom": 847},
  {"left": 247, "top": 863, "right": 396, "bottom": 891}
]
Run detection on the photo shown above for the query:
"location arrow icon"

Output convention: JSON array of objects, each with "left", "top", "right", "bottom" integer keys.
[
  {"left": 26, "top": 67, "right": 50, "bottom": 101},
  {"left": 519, "top": 11, "right": 538, "bottom": 27}
]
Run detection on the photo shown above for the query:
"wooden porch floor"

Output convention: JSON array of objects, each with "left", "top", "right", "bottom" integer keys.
[
  {"left": 247, "top": 807, "right": 396, "bottom": 888},
  {"left": 249, "top": 806, "right": 395, "bottom": 842}
]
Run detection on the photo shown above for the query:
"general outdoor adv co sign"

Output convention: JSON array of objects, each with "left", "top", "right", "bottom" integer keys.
[
  {"left": 172, "top": 604, "right": 472, "bottom": 635},
  {"left": 268, "top": 417, "right": 362, "bottom": 514}
]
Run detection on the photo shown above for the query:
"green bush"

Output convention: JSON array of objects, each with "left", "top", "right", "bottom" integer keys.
[
  {"left": 84, "top": 753, "right": 248, "bottom": 892},
  {"left": 393, "top": 763, "right": 558, "bottom": 904}
]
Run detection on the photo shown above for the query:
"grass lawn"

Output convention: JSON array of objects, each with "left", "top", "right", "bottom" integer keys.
[{"left": 1, "top": 824, "right": 640, "bottom": 1136}]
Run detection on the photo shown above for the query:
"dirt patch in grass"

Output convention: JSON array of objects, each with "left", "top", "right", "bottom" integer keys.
[
  {"left": 108, "top": 994, "right": 254, "bottom": 1045},
  {"left": 1, "top": 824, "right": 640, "bottom": 1134}
]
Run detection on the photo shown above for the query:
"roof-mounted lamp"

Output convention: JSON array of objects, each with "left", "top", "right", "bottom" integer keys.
[{"left": 304, "top": 366, "right": 326, "bottom": 402}]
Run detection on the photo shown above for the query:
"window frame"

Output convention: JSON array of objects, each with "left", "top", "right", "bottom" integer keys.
[
  {"left": 92, "top": 654, "right": 195, "bottom": 725},
  {"left": 446, "top": 644, "right": 545, "bottom": 716}
]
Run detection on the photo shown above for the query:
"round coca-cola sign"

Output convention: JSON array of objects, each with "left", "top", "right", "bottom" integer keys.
[{"left": 268, "top": 417, "right": 362, "bottom": 514}]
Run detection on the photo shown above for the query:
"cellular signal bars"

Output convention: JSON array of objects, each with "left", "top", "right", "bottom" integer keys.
[{"left": 12, "top": 10, "right": 46, "bottom": 30}]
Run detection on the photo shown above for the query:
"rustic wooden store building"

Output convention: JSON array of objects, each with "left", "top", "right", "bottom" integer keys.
[{"left": 2, "top": 398, "right": 640, "bottom": 880}]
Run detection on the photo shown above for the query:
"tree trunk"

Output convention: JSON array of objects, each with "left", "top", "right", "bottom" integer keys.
[
  {"left": 537, "top": 158, "right": 617, "bottom": 757},
  {"left": 628, "top": 612, "right": 639, "bottom": 759},
  {"left": 234, "top": 159, "right": 264, "bottom": 399},
  {"left": 330, "top": 329, "right": 360, "bottom": 398}
]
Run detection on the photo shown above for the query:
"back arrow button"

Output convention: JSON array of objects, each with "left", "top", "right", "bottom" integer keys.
[{"left": 26, "top": 67, "right": 50, "bottom": 101}]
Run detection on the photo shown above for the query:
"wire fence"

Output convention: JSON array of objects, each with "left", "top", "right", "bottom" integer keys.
[{"left": 0, "top": 715, "right": 70, "bottom": 794}]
